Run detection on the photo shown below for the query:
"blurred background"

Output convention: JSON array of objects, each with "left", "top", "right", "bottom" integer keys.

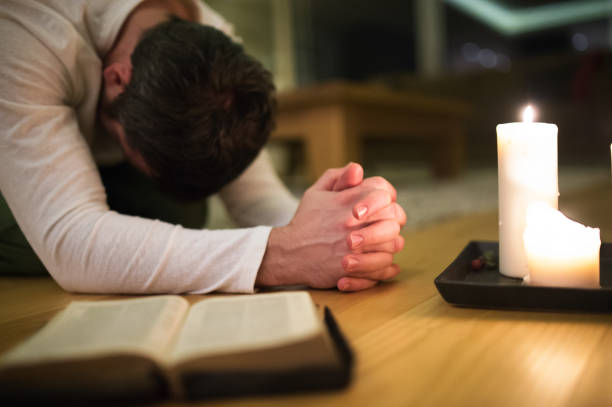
[{"left": 205, "top": 0, "right": 612, "bottom": 229}]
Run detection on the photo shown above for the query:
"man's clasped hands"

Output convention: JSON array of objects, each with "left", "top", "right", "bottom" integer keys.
[{"left": 257, "top": 163, "right": 407, "bottom": 292}]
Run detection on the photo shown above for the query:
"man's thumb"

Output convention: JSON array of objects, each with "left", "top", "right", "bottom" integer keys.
[
  {"left": 312, "top": 162, "right": 363, "bottom": 191},
  {"left": 331, "top": 162, "right": 363, "bottom": 191}
]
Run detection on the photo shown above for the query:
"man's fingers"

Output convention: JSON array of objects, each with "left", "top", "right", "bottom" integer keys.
[
  {"left": 342, "top": 252, "right": 394, "bottom": 274},
  {"left": 351, "top": 189, "right": 393, "bottom": 220},
  {"left": 347, "top": 219, "right": 400, "bottom": 250},
  {"left": 358, "top": 176, "right": 397, "bottom": 202},
  {"left": 337, "top": 264, "right": 401, "bottom": 291},
  {"left": 332, "top": 162, "right": 364, "bottom": 191},
  {"left": 344, "top": 263, "right": 400, "bottom": 281},
  {"left": 312, "top": 162, "right": 363, "bottom": 191},
  {"left": 358, "top": 235, "right": 405, "bottom": 254},
  {"left": 337, "top": 277, "right": 378, "bottom": 292},
  {"left": 360, "top": 202, "right": 407, "bottom": 226}
]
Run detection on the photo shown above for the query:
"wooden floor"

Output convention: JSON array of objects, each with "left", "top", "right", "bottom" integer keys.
[{"left": 1, "top": 183, "right": 612, "bottom": 406}]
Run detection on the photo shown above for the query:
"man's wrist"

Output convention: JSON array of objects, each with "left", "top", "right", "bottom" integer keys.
[{"left": 256, "top": 225, "right": 296, "bottom": 287}]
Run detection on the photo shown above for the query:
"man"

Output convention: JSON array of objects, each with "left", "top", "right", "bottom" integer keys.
[{"left": 0, "top": 0, "right": 406, "bottom": 293}]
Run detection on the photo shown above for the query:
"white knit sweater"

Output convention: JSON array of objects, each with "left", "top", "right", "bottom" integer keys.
[{"left": 0, "top": 0, "right": 298, "bottom": 294}]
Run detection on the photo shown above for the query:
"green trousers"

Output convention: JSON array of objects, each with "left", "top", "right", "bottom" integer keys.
[{"left": 0, "top": 163, "right": 207, "bottom": 275}]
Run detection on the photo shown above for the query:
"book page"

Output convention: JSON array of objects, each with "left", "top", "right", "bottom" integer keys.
[
  {"left": 169, "top": 292, "right": 321, "bottom": 364},
  {"left": 1, "top": 296, "right": 189, "bottom": 366}
]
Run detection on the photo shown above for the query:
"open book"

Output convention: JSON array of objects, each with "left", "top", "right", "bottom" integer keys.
[{"left": 0, "top": 292, "right": 352, "bottom": 403}]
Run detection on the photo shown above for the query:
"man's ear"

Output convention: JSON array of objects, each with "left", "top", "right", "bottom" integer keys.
[{"left": 103, "top": 62, "right": 132, "bottom": 101}]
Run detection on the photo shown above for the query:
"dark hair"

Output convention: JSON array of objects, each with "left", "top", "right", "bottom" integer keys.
[{"left": 110, "top": 17, "right": 275, "bottom": 201}]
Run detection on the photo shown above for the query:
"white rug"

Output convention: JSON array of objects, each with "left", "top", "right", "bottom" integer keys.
[{"left": 393, "top": 166, "right": 609, "bottom": 229}]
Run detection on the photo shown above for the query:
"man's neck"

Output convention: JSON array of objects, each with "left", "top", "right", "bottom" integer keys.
[{"left": 104, "top": 0, "right": 196, "bottom": 67}]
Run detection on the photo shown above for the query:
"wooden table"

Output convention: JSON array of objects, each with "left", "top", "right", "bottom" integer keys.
[
  {"left": 271, "top": 81, "right": 471, "bottom": 181},
  {"left": 1, "top": 183, "right": 611, "bottom": 406}
]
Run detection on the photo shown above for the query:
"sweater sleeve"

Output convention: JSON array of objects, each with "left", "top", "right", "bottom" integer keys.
[
  {"left": 194, "top": 1, "right": 242, "bottom": 43},
  {"left": 219, "top": 150, "right": 299, "bottom": 227},
  {"left": 0, "top": 18, "right": 269, "bottom": 295}
]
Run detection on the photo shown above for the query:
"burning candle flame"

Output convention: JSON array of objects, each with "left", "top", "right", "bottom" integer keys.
[{"left": 522, "top": 105, "right": 535, "bottom": 123}]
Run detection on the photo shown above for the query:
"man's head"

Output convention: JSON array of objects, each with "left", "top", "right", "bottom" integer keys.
[{"left": 100, "top": 17, "right": 275, "bottom": 201}]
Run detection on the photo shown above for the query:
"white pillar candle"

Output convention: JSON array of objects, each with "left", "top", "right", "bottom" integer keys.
[
  {"left": 523, "top": 202, "right": 600, "bottom": 288},
  {"left": 497, "top": 106, "right": 559, "bottom": 278}
]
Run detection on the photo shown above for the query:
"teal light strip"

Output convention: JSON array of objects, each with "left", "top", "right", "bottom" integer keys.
[{"left": 445, "top": 0, "right": 612, "bottom": 35}]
